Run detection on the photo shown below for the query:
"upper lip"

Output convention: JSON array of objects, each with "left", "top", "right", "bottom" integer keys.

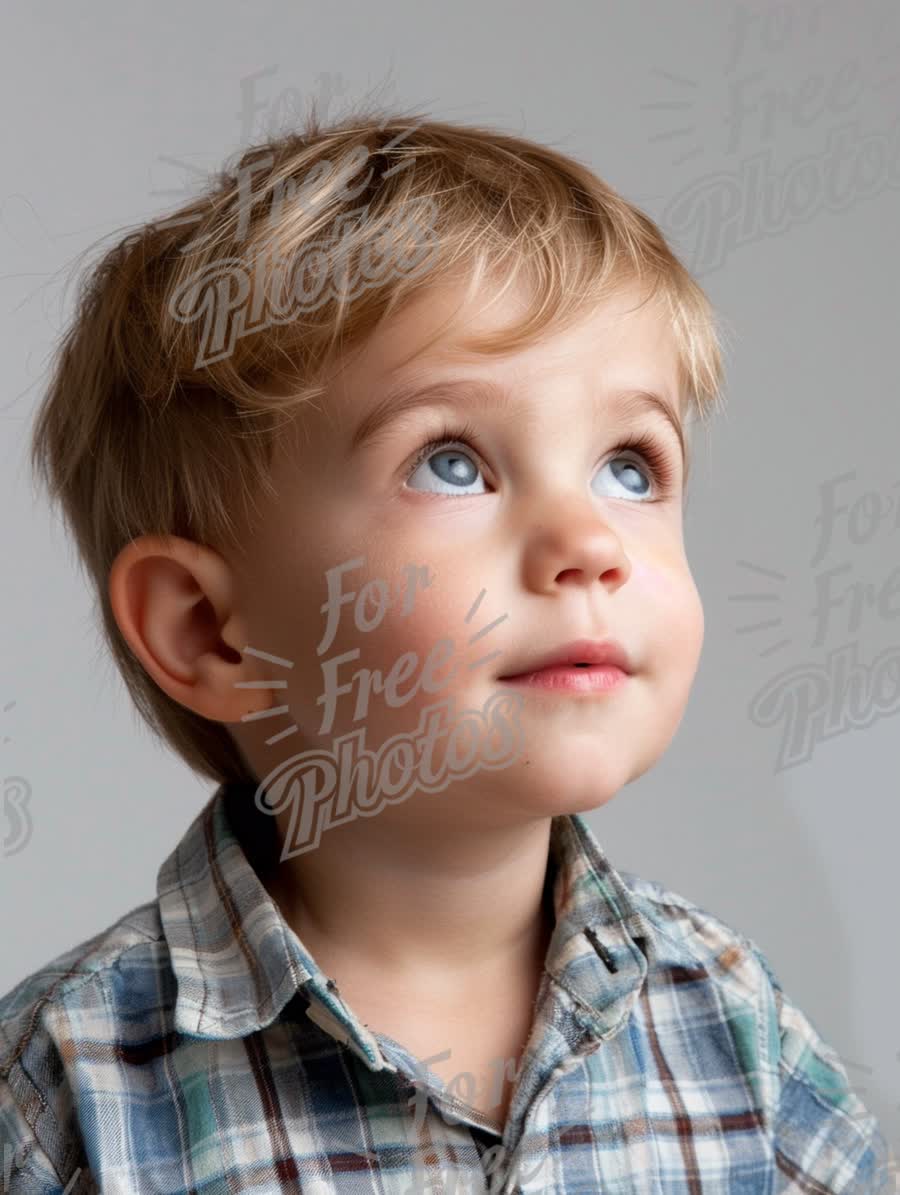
[{"left": 497, "top": 638, "right": 633, "bottom": 678}]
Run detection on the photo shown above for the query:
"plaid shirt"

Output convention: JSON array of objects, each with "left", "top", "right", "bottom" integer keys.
[{"left": 1, "top": 781, "right": 894, "bottom": 1194}]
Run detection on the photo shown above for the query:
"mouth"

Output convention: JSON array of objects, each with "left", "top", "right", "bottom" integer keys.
[
  {"left": 500, "top": 661, "right": 614, "bottom": 676},
  {"left": 496, "top": 637, "right": 633, "bottom": 682},
  {"left": 497, "top": 661, "right": 630, "bottom": 693}
]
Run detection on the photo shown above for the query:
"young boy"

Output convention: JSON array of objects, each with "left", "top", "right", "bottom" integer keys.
[{"left": 2, "top": 106, "right": 894, "bottom": 1193}]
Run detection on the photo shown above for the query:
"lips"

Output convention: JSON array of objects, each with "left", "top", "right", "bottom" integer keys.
[{"left": 497, "top": 637, "right": 633, "bottom": 680}]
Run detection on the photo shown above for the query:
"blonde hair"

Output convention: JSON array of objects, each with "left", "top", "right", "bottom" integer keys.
[{"left": 29, "top": 101, "right": 732, "bottom": 788}]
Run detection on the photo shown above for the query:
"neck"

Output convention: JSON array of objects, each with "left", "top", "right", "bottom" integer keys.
[{"left": 258, "top": 797, "right": 559, "bottom": 993}]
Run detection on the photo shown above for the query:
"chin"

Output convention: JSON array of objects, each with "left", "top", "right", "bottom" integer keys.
[{"left": 499, "top": 752, "right": 631, "bottom": 816}]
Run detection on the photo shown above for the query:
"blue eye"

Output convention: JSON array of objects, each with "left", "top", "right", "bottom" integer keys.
[
  {"left": 407, "top": 443, "right": 488, "bottom": 495},
  {"left": 404, "top": 422, "right": 676, "bottom": 500},
  {"left": 604, "top": 457, "right": 651, "bottom": 499},
  {"left": 405, "top": 420, "right": 489, "bottom": 496}
]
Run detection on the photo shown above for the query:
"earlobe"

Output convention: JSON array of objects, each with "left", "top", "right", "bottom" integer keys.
[{"left": 107, "top": 535, "right": 272, "bottom": 724}]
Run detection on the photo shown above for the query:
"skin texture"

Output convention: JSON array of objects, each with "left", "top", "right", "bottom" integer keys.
[{"left": 108, "top": 274, "right": 705, "bottom": 1017}]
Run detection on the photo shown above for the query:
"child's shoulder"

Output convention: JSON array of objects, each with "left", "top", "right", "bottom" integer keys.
[
  {"left": 0, "top": 898, "right": 165, "bottom": 1064},
  {"left": 0, "top": 900, "right": 168, "bottom": 1188},
  {"left": 619, "top": 866, "right": 895, "bottom": 1181},
  {"left": 614, "top": 865, "right": 785, "bottom": 998}
]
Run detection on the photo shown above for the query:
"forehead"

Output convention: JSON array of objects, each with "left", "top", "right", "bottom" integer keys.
[{"left": 326, "top": 275, "right": 681, "bottom": 415}]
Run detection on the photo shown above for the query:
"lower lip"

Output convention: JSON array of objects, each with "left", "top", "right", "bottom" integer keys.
[{"left": 497, "top": 665, "right": 629, "bottom": 693}]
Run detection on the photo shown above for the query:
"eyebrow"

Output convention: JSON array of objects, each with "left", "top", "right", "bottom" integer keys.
[{"left": 349, "top": 376, "right": 686, "bottom": 467}]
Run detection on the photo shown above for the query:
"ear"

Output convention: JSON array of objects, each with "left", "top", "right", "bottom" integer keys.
[{"left": 108, "top": 535, "right": 273, "bottom": 724}]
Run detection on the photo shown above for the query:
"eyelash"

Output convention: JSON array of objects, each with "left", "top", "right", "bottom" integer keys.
[{"left": 405, "top": 420, "right": 678, "bottom": 496}]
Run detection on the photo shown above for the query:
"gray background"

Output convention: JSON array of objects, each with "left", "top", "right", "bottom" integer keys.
[{"left": 1, "top": 0, "right": 898, "bottom": 1155}]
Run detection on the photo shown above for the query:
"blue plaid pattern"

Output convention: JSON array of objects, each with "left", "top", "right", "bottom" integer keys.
[{"left": 1, "top": 780, "right": 894, "bottom": 1193}]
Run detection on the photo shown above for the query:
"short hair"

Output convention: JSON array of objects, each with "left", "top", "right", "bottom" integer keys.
[{"left": 29, "top": 102, "right": 731, "bottom": 787}]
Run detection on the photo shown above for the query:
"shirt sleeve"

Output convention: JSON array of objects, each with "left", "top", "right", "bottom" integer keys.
[
  {"left": 0, "top": 1074, "right": 92, "bottom": 1194},
  {"left": 745, "top": 938, "right": 898, "bottom": 1194}
]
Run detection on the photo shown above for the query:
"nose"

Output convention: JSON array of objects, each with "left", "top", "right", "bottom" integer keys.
[{"left": 522, "top": 500, "right": 632, "bottom": 595}]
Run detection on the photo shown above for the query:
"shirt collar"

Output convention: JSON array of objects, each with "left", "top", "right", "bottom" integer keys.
[{"left": 158, "top": 781, "right": 651, "bottom": 1067}]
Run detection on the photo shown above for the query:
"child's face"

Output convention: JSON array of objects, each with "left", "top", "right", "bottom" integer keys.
[{"left": 229, "top": 275, "right": 704, "bottom": 833}]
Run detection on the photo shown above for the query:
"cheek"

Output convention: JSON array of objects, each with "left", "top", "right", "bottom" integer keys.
[
  {"left": 292, "top": 558, "right": 485, "bottom": 739},
  {"left": 350, "top": 579, "right": 486, "bottom": 702},
  {"left": 340, "top": 553, "right": 496, "bottom": 669},
  {"left": 631, "top": 556, "right": 704, "bottom": 645},
  {"left": 631, "top": 556, "right": 669, "bottom": 597},
  {"left": 631, "top": 554, "right": 675, "bottom": 598}
]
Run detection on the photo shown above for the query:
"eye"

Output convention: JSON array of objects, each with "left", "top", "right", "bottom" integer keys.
[
  {"left": 593, "top": 431, "right": 678, "bottom": 502},
  {"left": 403, "top": 423, "right": 679, "bottom": 500},
  {"left": 405, "top": 420, "right": 489, "bottom": 495}
]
